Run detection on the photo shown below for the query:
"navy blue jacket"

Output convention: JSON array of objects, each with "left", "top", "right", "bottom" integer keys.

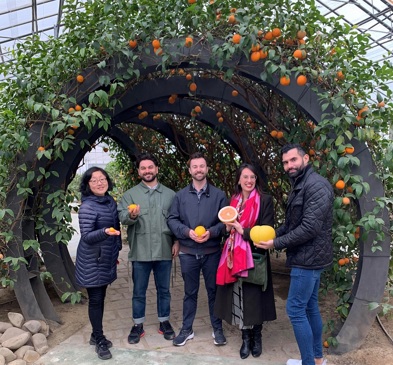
[
  {"left": 274, "top": 165, "right": 334, "bottom": 269},
  {"left": 167, "top": 182, "right": 227, "bottom": 255},
  {"left": 75, "top": 194, "right": 122, "bottom": 288}
]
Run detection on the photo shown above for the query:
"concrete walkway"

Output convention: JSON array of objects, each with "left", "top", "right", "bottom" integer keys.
[{"left": 39, "top": 217, "right": 327, "bottom": 365}]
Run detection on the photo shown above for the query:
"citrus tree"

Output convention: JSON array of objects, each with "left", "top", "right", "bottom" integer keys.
[{"left": 0, "top": 0, "right": 392, "bottom": 350}]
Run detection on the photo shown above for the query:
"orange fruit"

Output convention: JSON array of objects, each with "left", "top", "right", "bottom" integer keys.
[
  {"left": 216, "top": 111, "right": 222, "bottom": 118},
  {"left": 276, "top": 131, "right": 284, "bottom": 139},
  {"left": 194, "top": 225, "right": 206, "bottom": 236},
  {"left": 272, "top": 28, "right": 281, "bottom": 38},
  {"left": 218, "top": 206, "right": 238, "bottom": 223},
  {"left": 67, "top": 129, "right": 75, "bottom": 135},
  {"left": 250, "top": 51, "right": 261, "bottom": 62},
  {"left": 280, "top": 75, "right": 290, "bottom": 86},
  {"left": 347, "top": 186, "right": 353, "bottom": 193},
  {"left": 345, "top": 146, "right": 354, "bottom": 154},
  {"left": 76, "top": 75, "right": 84, "bottom": 83},
  {"left": 230, "top": 7, "right": 236, "bottom": 13},
  {"left": 297, "top": 75, "right": 307, "bottom": 86},
  {"left": 251, "top": 43, "right": 261, "bottom": 52},
  {"left": 338, "top": 258, "right": 346, "bottom": 266},
  {"left": 152, "top": 39, "right": 161, "bottom": 49},
  {"left": 309, "top": 149, "right": 315, "bottom": 156},
  {"left": 38, "top": 146, "right": 45, "bottom": 151},
  {"left": 358, "top": 106, "right": 369, "bottom": 118},
  {"left": 342, "top": 197, "right": 350, "bottom": 205},
  {"left": 264, "top": 31, "right": 273, "bottom": 41},
  {"left": 103, "top": 147, "right": 109, "bottom": 152},
  {"left": 344, "top": 257, "right": 350, "bottom": 264},
  {"left": 128, "top": 39, "right": 138, "bottom": 48},
  {"left": 218, "top": 117, "right": 224, "bottom": 123},
  {"left": 68, "top": 107, "right": 75, "bottom": 114},
  {"left": 189, "top": 82, "right": 197, "bottom": 92},
  {"left": 335, "top": 180, "right": 345, "bottom": 190},
  {"left": 232, "top": 34, "right": 242, "bottom": 44},
  {"left": 75, "top": 104, "right": 82, "bottom": 112},
  {"left": 293, "top": 49, "right": 303, "bottom": 59},
  {"left": 337, "top": 70, "right": 345, "bottom": 80},
  {"left": 194, "top": 105, "right": 202, "bottom": 113},
  {"left": 109, "top": 227, "right": 117, "bottom": 233},
  {"left": 250, "top": 225, "right": 276, "bottom": 243},
  {"left": 185, "top": 37, "right": 193, "bottom": 47},
  {"left": 128, "top": 204, "right": 137, "bottom": 210},
  {"left": 231, "top": 90, "right": 239, "bottom": 97},
  {"left": 259, "top": 49, "right": 268, "bottom": 59},
  {"left": 297, "top": 30, "right": 307, "bottom": 39},
  {"left": 168, "top": 96, "right": 176, "bottom": 104},
  {"left": 323, "top": 340, "right": 329, "bottom": 348},
  {"left": 154, "top": 47, "right": 163, "bottom": 55},
  {"left": 377, "top": 101, "right": 385, "bottom": 108},
  {"left": 188, "top": 0, "right": 196, "bottom": 3},
  {"left": 270, "top": 130, "right": 278, "bottom": 138},
  {"left": 186, "top": 73, "right": 192, "bottom": 80},
  {"left": 228, "top": 15, "right": 236, "bottom": 24}
]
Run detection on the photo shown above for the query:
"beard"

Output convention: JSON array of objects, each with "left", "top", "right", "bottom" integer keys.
[
  {"left": 141, "top": 173, "right": 157, "bottom": 183},
  {"left": 191, "top": 172, "right": 207, "bottom": 181}
]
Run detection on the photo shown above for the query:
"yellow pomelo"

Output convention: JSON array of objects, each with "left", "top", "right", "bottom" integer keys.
[
  {"left": 194, "top": 226, "right": 206, "bottom": 236},
  {"left": 218, "top": 206, "right": 238, "bottom": 223},
  {"left": 250, "top": 225, "right": 276, "bottom": 243}
]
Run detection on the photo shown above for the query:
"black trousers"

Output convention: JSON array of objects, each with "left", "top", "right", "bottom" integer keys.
[{"left": 86, "top": 285, "right": 108, "bottom": 342}]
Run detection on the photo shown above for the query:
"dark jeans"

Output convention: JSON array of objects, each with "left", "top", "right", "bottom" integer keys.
[
  {"left": 86, "top": 285, "right": 108, "bottom": 342},
  {"left": 179, "top": 250, "right": 222, "bottom": 331},
  {"left": 132, "top": 260, "right": 172, "bottom": 323}
]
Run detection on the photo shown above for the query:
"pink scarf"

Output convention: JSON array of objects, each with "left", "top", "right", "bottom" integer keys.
[{"left": 216, "top": 189, "right": 260, "bottom": 285}]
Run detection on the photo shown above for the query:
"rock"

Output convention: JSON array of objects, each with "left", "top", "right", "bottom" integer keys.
[
  {"left": 0, "top": 327, "right": 26, "bottom": 344},
  {"left": 0, "top": 354, "right": 5, "bottom": 365},
  {"left": 7, "top": 313, "right": 24, "bottom": 328},
  {"left": 8, "top": 360, "right": 27, "bottom": 365},
  {"left": 2, "top": 332, "right": 31, "bottom": 350},
  {"left": 23, "top": 350, "right": 40, "bottom": 363},
  {"left": 31, "top": 333, "right": 49, "bottom": 355},
  {"left": 14, "top": 346, "right": 34, "bottom": 359},
  {"left": 0, "top": 348, "right": 16, "bottom": 363},
  {"left": 38, "top": 320, "right": 50, "bottom": 337},
  {"left": 0, "top": 322, "right": 13, "bottom": 333},
  {"left": 22, "top": 320, "right": 42, "bottom": 334}
]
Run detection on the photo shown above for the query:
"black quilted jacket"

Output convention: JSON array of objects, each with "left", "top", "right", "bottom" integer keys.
[
  {"left": 75, "top": 194, "right": 122, "bottom": 288},
  {"left": 274, "top": 165, "right": 334, "bottom": 269}
]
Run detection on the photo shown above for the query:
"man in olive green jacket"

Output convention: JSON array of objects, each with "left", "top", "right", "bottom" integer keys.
[{"left": 118, "top": 153, "right": 179, "bottom": 345}]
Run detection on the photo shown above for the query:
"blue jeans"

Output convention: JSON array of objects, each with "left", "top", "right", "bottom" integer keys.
[
  {"left": 86, "top": 285, "right": 108, "bottom": 342},
  {"left": 132, "top": 260, "right": 172, "bottom": 324},
  {"left": 179, "top": 250, "right": 222, "bottom": 331},
  {"left": 286, "top": 268, "right": 324, "bottom": 365}
]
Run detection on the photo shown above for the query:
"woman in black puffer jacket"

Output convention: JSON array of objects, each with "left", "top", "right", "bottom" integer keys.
[{"left": 75, "top": 166, "right": 122, "bottom": 361}]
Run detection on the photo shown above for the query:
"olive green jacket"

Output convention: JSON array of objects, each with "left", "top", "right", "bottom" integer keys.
[{"left": 118, "top": 182, "right": 176, "bottom": 261}]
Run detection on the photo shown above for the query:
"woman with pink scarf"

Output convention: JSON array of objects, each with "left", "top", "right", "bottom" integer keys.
[{"left": 214, "top": 163, "right": 276, "bottom": 359}]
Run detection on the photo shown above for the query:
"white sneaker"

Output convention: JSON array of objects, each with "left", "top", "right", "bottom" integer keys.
[{"left": 286, "top": 360, "right": 326, "bottom": 365}]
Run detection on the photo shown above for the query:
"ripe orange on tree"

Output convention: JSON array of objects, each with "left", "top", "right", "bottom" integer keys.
[
  {"left": 232, "top": 34, "right": 241, "bottom": 44},
  {"left": 228, "top": 15, "right": 236, "bottom": 24},
  {"left": 377, "top": 101, "right": 385, "bottom": 108},
  {"left": 297, "top": 75, "right": 307, "bottom": 86},
  {"left": 231, "top": 90, "right": 239, "bottom": 97},
  {"left": 38, "top": 146, "right": 45, "bottom": 151},
  {"left": 250, "top": 51, "right": 261, "bottom": 62},
  {"left": 337, "top": 70, "right": 345, "bottom": 80},
  {"left": 184, "top": 36, "right": 193, "bottom": 47},
  {"left": 344, "top": 257, "right": 350, "bottom": 264},
  {"left": 152, "top": 39, "right": 161, "bottom": 49},
  {"left": 293, "top": 49, "right": 303, "bottom": 59},
  {"left": 216, "top": 111, "right": 222, "bottom": 118},
  {"left": 218, "top": 117, "right": 224, "bottom": 123},
  {"left": 75, "top": 104, "right": 82, "bottom": 112},
  {"left": 280, "top": 75, "right": 290, "bottom": 86},
  {"left": 68, "top": 107, "right": 75, "bottom": 114},
  {"left": 297, "top": 30, "right": 307, "bottom": 39},
  {"left": 264, "top": 31, "right": 273, "bottom": 40},
  {"left": 338, "top": 258, "right": 346, "bottom": 266},
  {"left": 342, "top": 197, "right": 350, "bottom": 205},
  {"left": 194, "top": 105, "right": 202, "bottom": 113},
  {"left": 272, "top": 28, "right": 281, "bottom": 37},
  {"left": 323, "top": 341, "right": 329, "bottom": 348},
  {"left": 76, "top": 75, "right": 84, "bottom": 83},
  {"left": 186, "top": 73, "right": 192, "bottom": 80},
  {"left": 168, "top": 96, "right": 176, "bottom": 104},
  {"left": 259, "top": 49, "right": 268, "bottom": 59},
  {"left": 251, "top": 43, "right": 260, "bottom": 52},
  {"left": 270, "top": 130, "right": 278, "bottom": 138},
  {"left": 276, "top": 131, "right": 284, "bottom": 139},
  {"left": 128, "top": 39, "right": 138, "bottom": 48},
  {"left": 188, "top": 0, "right": 196, "bottom": 3},
  {"left": 345, "top": 146, "right": 355, "bottom": 154},
  {"left": 335, "top": 180, "right": 345, "bottom": 189},
  {"left": 358, "top": 106, "right": 369, "bottom": 118},
  {"left": 189, "top": 82, "right": 197, "bottom": 92},
  {"left": 230, "top": 7, "right": 236, "bottom": 13}
]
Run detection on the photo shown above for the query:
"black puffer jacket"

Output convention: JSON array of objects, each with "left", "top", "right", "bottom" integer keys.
[
  {"left": 75, "top": 194, "right": 122, "bottom": 288},
  {"left": 274, "top": 165, "right": 334, "bottom": 269}
]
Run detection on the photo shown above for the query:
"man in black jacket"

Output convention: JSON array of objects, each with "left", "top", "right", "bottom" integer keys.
[
  {"left": 257, "top": 144, "right": 333, "bottom": 365},
  {"left": 168, "top": 152, "right": 227, "bottom": 347}
]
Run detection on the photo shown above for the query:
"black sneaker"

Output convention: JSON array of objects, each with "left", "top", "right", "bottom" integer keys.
[
  {"left": 212, "top": 328, "right": 227, "bottom": 346},
  {"left": 128, "top": 324, "right": 145, "bottom": 344},
  {"left": 89, "top": 334, "right": 113, "bottom": 348},
  {"left": 158, "top": 320, "right": 176, "bottom": 340},
  {"left": 172, "top": 328, "right": 194, "bottom": 346},
  {"left": 95, "top": 340, "right": 112, "bottom": 360}
]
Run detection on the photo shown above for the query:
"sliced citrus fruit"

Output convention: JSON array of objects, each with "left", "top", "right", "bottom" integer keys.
[
  {"left": 194, "top": 226, "right": 206, "bottom": 236},
  {"left": 250, "top": 225, "right": 276, "bottom": 243},
  {"left": 218, "top": 206, "right": 238, "bottom": 223}
]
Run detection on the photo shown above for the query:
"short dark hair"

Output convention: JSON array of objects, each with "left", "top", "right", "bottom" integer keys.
[
  {"left": 281, "top": 143, "right": 306, "bottom": 157},
  {"left": 187, "top": 152, "right": 209, "bottom": 167},
  {"left": 233, "top": 163, "right": 264, "bottom": 196},
  {"left": 136, "top": 152, "right": 159, "bottom": 168},
  {"left": 80, "top": 167, "right": 113, "bottom": 196}
]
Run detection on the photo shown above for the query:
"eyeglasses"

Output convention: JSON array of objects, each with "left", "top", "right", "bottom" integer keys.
[
  {"left": 240, "top": 175, "right": 257, "bottom": 180},
  {"left": 89, "top": 178, "right": 107, "bottom": 185}
]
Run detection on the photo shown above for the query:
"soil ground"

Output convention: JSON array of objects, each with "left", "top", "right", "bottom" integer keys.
[{"left": 1, "top": 255, "right": 392, "bottom": 365}]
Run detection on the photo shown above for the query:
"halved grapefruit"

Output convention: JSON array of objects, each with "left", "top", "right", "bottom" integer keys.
[
  {"left": 250, "top": 225, "right": 276, "bottom": 243},
  {"left": 218, "top": 206, "right": 238, "bottom": 223}
]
